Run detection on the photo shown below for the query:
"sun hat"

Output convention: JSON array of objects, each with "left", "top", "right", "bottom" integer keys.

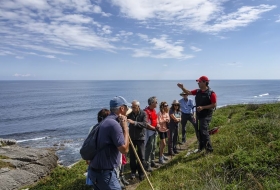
[
  {"left": 180, "top": 92, "right": 188, "bottom": 96},
  {"left": 172, "top": 100, "right": 180, "bottom": 105},
  {"left": 110, "top": 96, "right": 131, "bottom": 108},
  {"left": 196, "top": 76, "right": 209, "bottom": 82}
]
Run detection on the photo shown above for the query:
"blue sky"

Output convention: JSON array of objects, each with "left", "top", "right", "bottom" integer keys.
[{"left": 0, "top": 0, "right": 279, "bottom": 80}]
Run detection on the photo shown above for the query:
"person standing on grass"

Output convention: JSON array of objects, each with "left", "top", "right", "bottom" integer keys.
[
  {"left": 86, "top": 109, "right": 110, "bottom": 186},
  {"left": 179, "top": 92, "right": 197, "bottom": 144},
  {"left": 127, "top": 100, "right": 148, "bottom": 181},
  {"left": 168, "top": 100, "right": 181, "bottom": 155},
  {"left": 144, "top": 96, "right": 160, "bottom": 172},
  {"left": 157, "top": 101, "right": 170, "bottom": 164},
  {"left": 88, "top": 96, "right": 130, "bottom": 190},
  {"left": 177, "top": 76, "right": 217, "bottom": 153}
]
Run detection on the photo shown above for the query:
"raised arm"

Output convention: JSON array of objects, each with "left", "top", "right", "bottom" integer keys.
[{"left": 177, "top": 83, "right": 192, "bottom": 95}]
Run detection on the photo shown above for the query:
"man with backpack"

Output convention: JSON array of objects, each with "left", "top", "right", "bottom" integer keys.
[
  {"left": 88, "top": 96, "right": 130, "bottom": 190},
  {"left": 177, "top": 76, "right": 217, "bottom": 153}
]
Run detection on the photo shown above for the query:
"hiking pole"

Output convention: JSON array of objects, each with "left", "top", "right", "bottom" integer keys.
[{"left": 128, "top": 135, "right": 155, "bottom": 190}]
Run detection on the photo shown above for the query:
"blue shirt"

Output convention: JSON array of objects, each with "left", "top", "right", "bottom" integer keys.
[
  {"left": 90, "top": 114, "right": 125, "bottom": 169},
  {"left": 179, "top": 98, "right": 195, "bottom": 114}
]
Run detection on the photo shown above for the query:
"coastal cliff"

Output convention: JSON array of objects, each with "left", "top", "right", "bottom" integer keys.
[{"left": 0, "top": 138, "right": 58, "bottom": 190}]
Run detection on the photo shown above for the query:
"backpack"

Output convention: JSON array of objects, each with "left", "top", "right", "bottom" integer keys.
[{"left": 80, "top": 120, "right": 107, "bottom": 160}]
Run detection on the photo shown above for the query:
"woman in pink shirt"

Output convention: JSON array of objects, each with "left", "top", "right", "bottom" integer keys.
[{"left": 157, "top": 101, "right": 170, "bottom": 164}]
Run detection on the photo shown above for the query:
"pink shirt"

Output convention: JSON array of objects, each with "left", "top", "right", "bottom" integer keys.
[{"left": 157, "top": 111, "right": 170, "bottom": 132}]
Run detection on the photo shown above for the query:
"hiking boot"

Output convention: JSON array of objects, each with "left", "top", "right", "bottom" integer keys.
[
  {"left": 151, "top": 161, "right": 159, "bottom": 168},
  {"left": 139, "top": 175, "right": 145, "bottom": 181},
  {"left": 120, "top": 175, "right": 129, "bottom": 185},
  {"left": 168, "top": 152, "right": 175, "bottom": 156},
  {"left": 163, "top": 155, "right": 169, "bottom": 160},
  {"left": 145, "top": 165, "right": 153, "bottom": 172}
]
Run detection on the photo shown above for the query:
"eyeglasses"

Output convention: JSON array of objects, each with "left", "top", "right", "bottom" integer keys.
[{"left": 131, "top": 106, "right": 138, "bottom": 109}]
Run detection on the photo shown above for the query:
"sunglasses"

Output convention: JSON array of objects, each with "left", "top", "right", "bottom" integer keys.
[
  {"left": 174, "top": 104, "right": 179, "bottom": 106},
  {"left": 164, "top": 105, "right": 168, "bottom": 107}
]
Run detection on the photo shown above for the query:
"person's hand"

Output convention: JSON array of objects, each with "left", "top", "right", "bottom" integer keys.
[
  {"left": 177, "top": 83, "right": 183, "bottom": 89},
  {"left": 197, "top": 106, "right": 203, "bottom": 112},
  {"left": 118, "top": 115, "right": 128, "bottom": 130},
  {"left": 127, "top": 119, "right": 135, "bottom": 124},
  {"left": 165, "top": 119, "right": 170, "bottom": 123}
]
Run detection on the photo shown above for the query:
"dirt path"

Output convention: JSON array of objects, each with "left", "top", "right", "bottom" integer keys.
[{"left": 124, "top": 136, "right": 197, "bottom": 190}]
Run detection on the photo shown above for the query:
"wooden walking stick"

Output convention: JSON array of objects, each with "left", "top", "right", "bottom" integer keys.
[{"left": 128, "top": 135, "right": 155, "bottom": 190}]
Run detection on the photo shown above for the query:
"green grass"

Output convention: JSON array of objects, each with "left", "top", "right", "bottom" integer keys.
[
  {"left": 26, "top": 103, "right": 280, "bottom": 190},
  {"left": 0, "top": 155, "right": 15, "bottom": 169}
]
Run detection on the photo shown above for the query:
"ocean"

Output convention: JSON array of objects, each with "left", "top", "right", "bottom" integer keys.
[{"left": 0, "top": 80, "right": 279, "bottom": 166}]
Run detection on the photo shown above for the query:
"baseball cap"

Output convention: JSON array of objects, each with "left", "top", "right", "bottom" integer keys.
[
  {"left": 110, "top": 96, "right": 131, "bottom": 108},
  {"left": 196, "top": 76, "right": 209, "bottom": 82}
]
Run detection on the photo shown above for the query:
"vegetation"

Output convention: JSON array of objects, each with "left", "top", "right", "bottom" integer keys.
[
  {"left": 26, "top": 103, "right": 280, "bottom": 190},
  {"left": 0, "top": 155, "right": 15, "bottom": 169}
]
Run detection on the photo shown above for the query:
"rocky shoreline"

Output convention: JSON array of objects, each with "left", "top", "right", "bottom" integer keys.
[{"left": 0, "top": 138, "right": 58, "bottom": 190}]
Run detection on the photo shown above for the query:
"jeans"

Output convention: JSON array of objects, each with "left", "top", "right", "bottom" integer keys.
[
  {"left": 181, "top": 113, "right": 197, "bottom": 142},
  {"left": 88, "top": 168, "right": 121, "bottom": 190},
  {"left": 129, "top": 140, "right": 145, "bottom": 176},
  {"left": 145, "top": 132, "right": 157, "bottom": 165}
]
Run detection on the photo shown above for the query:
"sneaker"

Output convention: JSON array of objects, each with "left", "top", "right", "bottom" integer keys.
[
  {"left": 159, "top": 158, "right": 166, "bottom": 164},
  {"left": 151, "top": 161, "right": 159, "bottom": 168},
  {"left": 130, "top": 173, "right": 136, "bottom": 180},
  {"left": 120, "top": 175, "right": 129, "bottom": 185},
  {"left": 163, "top": 155, "right": 169, "bottom": 160}
]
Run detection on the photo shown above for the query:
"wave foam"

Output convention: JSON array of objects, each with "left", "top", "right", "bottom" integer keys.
[{"left": 17, "top": 136, "right": 48, "bottom": 143}]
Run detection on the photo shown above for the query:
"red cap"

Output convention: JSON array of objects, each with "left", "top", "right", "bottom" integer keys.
[{"left": 196, "top": 76, "right": 209, "bottom": 82}]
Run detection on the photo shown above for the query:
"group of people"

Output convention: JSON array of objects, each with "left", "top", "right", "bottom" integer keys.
[{"left": 85, "top": 76, "right": 217, "bottom": 190}]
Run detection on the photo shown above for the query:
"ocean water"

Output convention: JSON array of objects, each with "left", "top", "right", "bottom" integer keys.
[{"left": 0, "top": 80, "right": 279, "bottom": 166}]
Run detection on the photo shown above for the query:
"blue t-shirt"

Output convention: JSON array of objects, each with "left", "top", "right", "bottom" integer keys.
[
  {"left": 179, "top": 98, "right": 195, "bottom": 114},
  {"left": 90, "top": 114, "right": 125, "bottom": 169}
]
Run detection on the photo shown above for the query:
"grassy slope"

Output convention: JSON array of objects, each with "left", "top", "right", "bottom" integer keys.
[
  {"left": 26, "top": 103, "right": 280, "bottom": 190},
  {"left": 137, "top": 103, "right": 280, "bottom": 190}
]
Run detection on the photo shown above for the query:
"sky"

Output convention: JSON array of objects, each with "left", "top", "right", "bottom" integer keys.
[{"left": 0, "top": 0, "right": 280, "bottom": 80}]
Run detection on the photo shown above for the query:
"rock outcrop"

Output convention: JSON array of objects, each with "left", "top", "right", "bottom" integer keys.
[{"left": 0, "top": 140, "right": 58, "bottom": 190}]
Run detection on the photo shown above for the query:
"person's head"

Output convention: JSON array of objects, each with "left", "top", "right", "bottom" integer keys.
[
  {"left": 159, "top": 101, "right": 168, "bottom": 113},
  {"left": 131, "top": 100, "right": 140, "bottom": 113},
  {"left": 196, "top": 76, "right": 209, "bottom": 89},
  {"left": 171, "top": 100, "right": 180, "bottom": 111},
  {"left": 148, "top": 96, "right": 158, "bottom": 109},
  {"left": 180, "top": 92, "right": 188, "bottom": 99},
  {"left": 97, "top": 109, "right": 110, "bottom": 123},
  {"left": 110, "top": 96, "right": 131, "bottom": 116}
]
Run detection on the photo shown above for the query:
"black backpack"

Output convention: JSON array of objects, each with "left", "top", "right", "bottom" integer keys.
[{"left": 80, "top": 120, "right": 107, "bottom": 160}]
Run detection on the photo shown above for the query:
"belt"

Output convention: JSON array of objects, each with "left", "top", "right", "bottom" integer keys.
[{"left": 91, "top": 167, "right": 114, "bottom": 173}]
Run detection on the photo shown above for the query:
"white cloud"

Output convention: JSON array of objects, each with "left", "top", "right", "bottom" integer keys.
[
  {"left": 112, "top": 0, "right": 276, "bottom": 33},
  {"left": 276, "top": 16, "right": 280, "bottom": 22},
  {"left": 15, "top": 56, "right": 24, "bottom": 59},
  {"left": 190, "top": 46, "right": 202, "bottom": 52},
  {"left": 44, "top": 55, "right": 56, "bottom": 59},
  {"left": 13, "top": 73, "right": 31, "bottom": 77},
  {"left": 133, "top": 35, "right": 193, "bottom": 59},
  {"left": 0, "top": 50, "right": 14, "bottom": 56},
  {"left": 0, "top": 0, "right": 115, "bottom": 57}
]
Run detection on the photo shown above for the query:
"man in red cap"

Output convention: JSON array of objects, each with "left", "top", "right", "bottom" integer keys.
[{"left": 177, "top": 76, "right": 217, "bottom": 153}]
